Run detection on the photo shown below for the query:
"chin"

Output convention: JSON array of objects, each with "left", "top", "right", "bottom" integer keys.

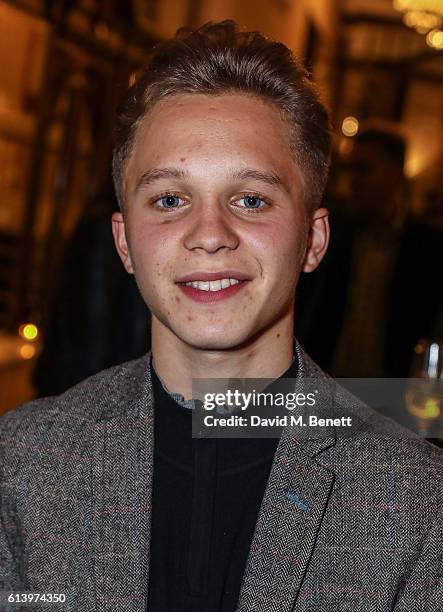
[{"left": 177, "top": 325, "right": 253, "bottom": 351}]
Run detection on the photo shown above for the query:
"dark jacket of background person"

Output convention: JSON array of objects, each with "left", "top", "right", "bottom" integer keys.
[
  {"left": 33, "top": 186, "right": 150, "bottom": 397},
  {"left": 296, "top": 211, "right": 442, "bottom": 377}
]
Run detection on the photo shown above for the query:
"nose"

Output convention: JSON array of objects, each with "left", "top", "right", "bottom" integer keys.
[{"left": 183, "top": 200, "right": 240, "bottom": 254}]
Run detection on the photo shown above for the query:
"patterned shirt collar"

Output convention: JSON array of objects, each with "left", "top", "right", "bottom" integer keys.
[{"left": 149, "top": 354, "right": 297, "bottom": 411}]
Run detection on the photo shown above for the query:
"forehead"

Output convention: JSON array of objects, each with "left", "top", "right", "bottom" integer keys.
[
  {"left": 136, "top": 92, "right": 291, "bottom": 144},
  {"left": 125, "top": 93, "right": 301, "bottom": 189}
]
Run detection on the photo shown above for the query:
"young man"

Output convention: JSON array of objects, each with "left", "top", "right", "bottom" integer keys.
[{"left": 1, "top": 20, "right": 442, "bottom": 612}]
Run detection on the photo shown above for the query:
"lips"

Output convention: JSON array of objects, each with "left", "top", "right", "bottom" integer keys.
[
  {"left": 175, "top": 270, "right": 250, "bottom": 283},
  {"left": 175, "top": 271, "right": 250, "bottom": 302},
  {"left": 177, "top": 280, "right": 246, "bottom": 302}
]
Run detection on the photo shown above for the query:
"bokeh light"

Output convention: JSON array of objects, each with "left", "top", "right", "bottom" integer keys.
[
  {"left": 19, "top": 344, "right": 36, "bottom": 360},
  {"left": 18, "top": 323, "right": 39, "bottom": 341},
  {"left": 339, "top": 137, "right": 354, "bottom": 155},
  {"left": 341, "top": 116, "right": 359, "bottom": 137},
  {"left": 427, "top": 29, "right": 443, "bottom": 48}
]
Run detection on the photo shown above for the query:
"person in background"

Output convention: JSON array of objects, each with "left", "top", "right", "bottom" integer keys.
[
  {"left": 33, "top": 179, "right": 150, "bottom": 397},
  {"left": 296, "top": 127, "right": 443, "bottom": 377}
]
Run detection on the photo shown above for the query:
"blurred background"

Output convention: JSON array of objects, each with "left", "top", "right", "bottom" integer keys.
[{"left": 0, "top": 0, "right": 442, "bottom": 415}]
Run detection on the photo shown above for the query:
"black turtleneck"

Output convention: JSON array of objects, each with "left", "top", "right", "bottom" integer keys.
[{"left": 147, "top": 356, "right": 298, "bottom": 612}]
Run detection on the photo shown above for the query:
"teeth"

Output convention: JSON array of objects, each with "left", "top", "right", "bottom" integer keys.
[
  {"left": 210, "top": 280, "right": 222, "bottom": 291},
  {"left": 183, "top": 278, "right": 242, "bottom": 291}
]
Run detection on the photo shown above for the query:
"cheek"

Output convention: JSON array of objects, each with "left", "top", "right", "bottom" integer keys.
[
  {"left": 128, "top": 220, "right": 168, "bottom": 264},
  {"left": 126, "top": 224, "right": 172, "bottom": 292},
  {"left": 246, "top": 218, "right": 305, "bottom": 275}
]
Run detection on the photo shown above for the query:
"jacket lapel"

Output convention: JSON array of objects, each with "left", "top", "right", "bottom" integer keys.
[
  {"left": 236, "top": 342, "right": 337, "bottom": 612},
  {"left": 92, "top": 356, "right": 154, "bottom": 612},
  {"left": 236, "top": 435, "right": 335, "bottom": 612}
]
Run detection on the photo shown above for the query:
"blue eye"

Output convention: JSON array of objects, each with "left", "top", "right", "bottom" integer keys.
[
  {"left": 238, "top": 195, "right": 266, "bottom": 209},
  {"left": 159, "top": 194, "right": 182, "bottom": 208}
]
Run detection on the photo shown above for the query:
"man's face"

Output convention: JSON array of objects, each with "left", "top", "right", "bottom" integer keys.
[{"left": 113, "top": 93, "right": 327, "bottom": 351}]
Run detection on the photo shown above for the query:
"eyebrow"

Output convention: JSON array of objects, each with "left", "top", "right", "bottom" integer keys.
[
  {"left": 135, "top": 167, "right": 187, "bottom": 192},
  {"left": 134, "top": 166, "right": 291, "bottom": 194},
  {"left": 229, "top": 168, "right": 290, "bottom": 193}
]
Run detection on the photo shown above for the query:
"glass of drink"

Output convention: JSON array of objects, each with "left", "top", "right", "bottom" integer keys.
[{"left": 405, "top": 340, "right": 443, "bottom": 438}]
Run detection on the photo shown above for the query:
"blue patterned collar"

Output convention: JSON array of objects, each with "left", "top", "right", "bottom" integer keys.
[{"left": 150, "top": 355, "right": 296, "bottom": 411}]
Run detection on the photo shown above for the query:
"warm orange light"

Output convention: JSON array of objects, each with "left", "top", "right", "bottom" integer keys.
[
  {"left": 404, "top": 10, "right": 441, "bottom": 32},
  {"left": 19, "top": 344, "right": 36, "bottom": 360},
  {"left": 18, "top": 323, "right": 39, "bottom": 341},
  {"left": 414, "top": 342, "right": 425, "bottom": 354},
  {"left": 94, "top": 22, "right": 110, "bottom": 40},
  {"left": 342, "top": 116, "right": 359, "bottom": 138},
  {"left": 394, "top": 1, "right": 443, "bottom": 40},
  {"left": 339, "top": 137, "right": 354, "bottom": 155},
  {"left": 427, "top": 28, "right": 443, "bottom": 48}
]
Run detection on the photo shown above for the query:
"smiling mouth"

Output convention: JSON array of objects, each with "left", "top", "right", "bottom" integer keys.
[{"left": 177, "top": 278, "right": 241, "bottom": 292}]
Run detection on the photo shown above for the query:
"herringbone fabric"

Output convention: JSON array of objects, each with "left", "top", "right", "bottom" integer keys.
[{"left": 1, "top": 342, "right": 442, "bottom": 611}]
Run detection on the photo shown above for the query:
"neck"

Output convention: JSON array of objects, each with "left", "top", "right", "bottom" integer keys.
[{"left": 151, "top": 314, "right": 295, "bottom": 400}]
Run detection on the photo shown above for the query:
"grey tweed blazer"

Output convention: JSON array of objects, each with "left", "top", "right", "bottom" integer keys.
[{"left": 1, "top": 342, "right": 442, "bottom": 611}]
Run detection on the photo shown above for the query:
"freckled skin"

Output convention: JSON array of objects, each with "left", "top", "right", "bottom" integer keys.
[{"left": 112, "top": 93, "right": 329, "bottom": 389}]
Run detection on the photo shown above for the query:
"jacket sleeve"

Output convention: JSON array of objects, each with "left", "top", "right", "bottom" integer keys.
[
  {"left": 0, "top": 507, "right": 20, "bottom": 591},
  {"left": 0, "top": 416, "right": 23, "bottom": 594},
  {"left": 0, "top": 516, "right": 26, "bottom": 612},
  {"left": 393, "top": 518, "right": 443, "bottom": 611}
]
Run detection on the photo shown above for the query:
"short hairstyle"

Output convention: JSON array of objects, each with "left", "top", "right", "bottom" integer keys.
[{"left": 112, "top": 20, "right": 331, "bottom": 213}]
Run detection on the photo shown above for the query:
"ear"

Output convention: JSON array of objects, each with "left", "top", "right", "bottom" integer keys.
[
  {"left": 111, "top": 212, "right": 134, "bottom": 274},
  {"left": 302, "top": 207, "right": 330, "bottom": 273}
]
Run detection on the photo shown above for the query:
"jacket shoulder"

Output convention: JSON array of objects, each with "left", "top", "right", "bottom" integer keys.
[
  {"left": 0, "top": 353, "right": 150, "bottom": 437},
  {"left": 297, "top": 341, "right": 443, "bottom": 472}
]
